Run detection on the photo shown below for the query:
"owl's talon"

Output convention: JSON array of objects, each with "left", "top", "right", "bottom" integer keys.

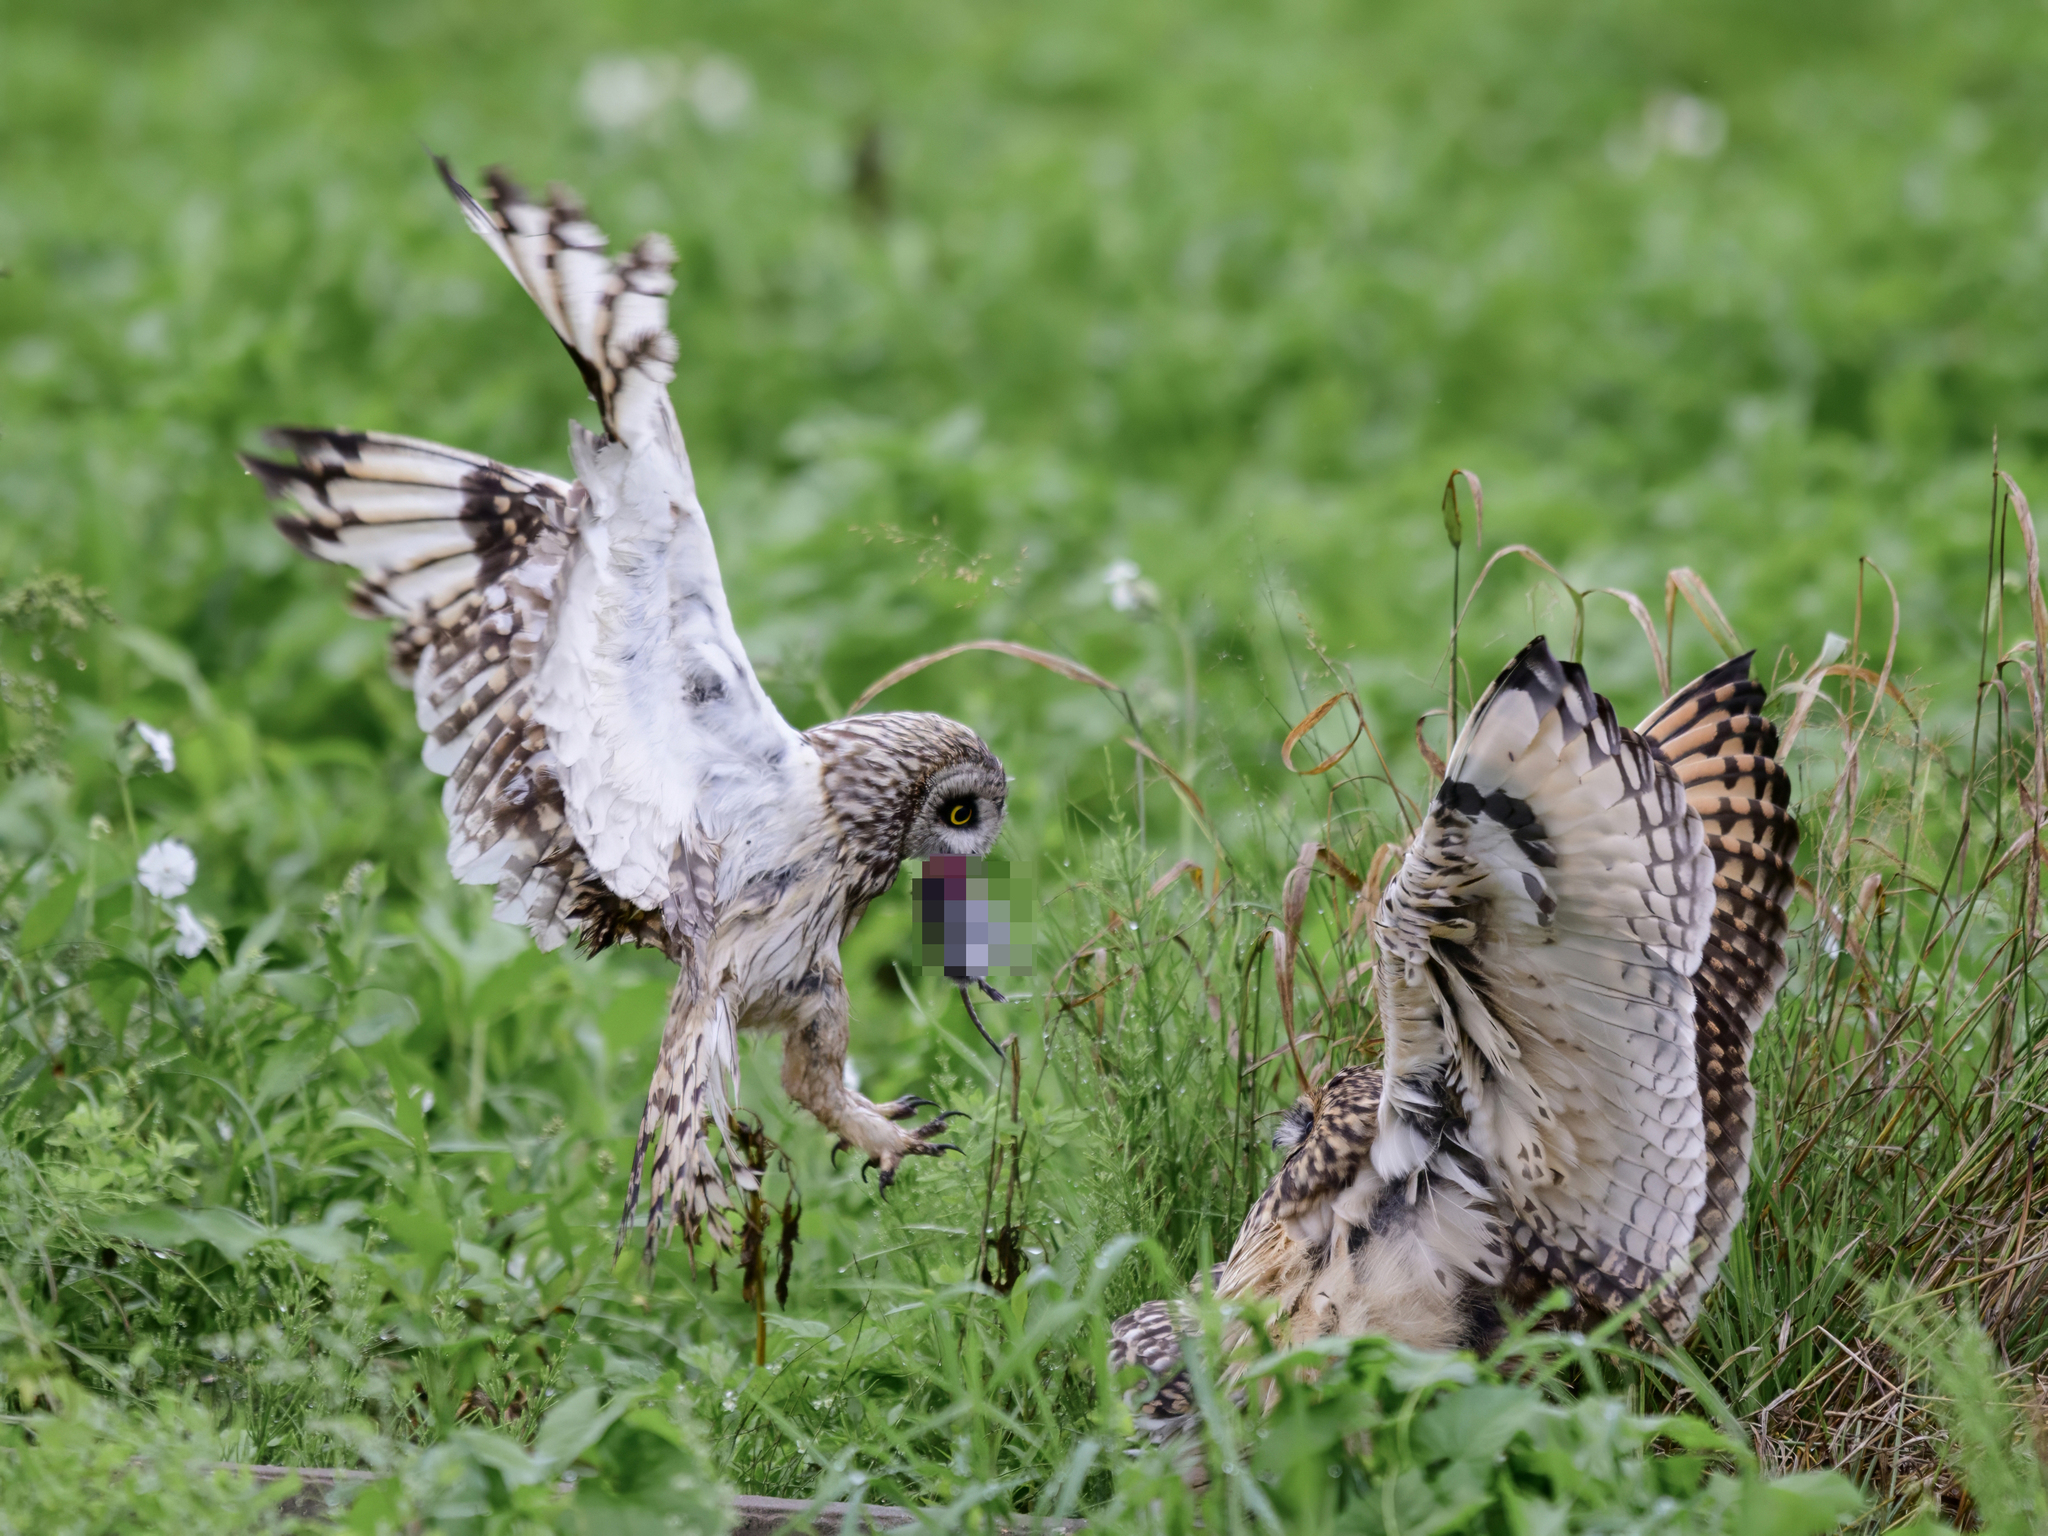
[
  {"left": 863, "top": 1113, "right": 967, "bottom": 1194},
  {"left": 876, "top": 1094, "right": 937, "bottom": 1122}
]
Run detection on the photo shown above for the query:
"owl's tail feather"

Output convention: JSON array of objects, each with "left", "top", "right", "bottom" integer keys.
[
  {"left": 435, "top": 158, "right": 681, "bottom": 458},
  {"left": 622, "top": 977, "right": 745, "bottom": 1262}
]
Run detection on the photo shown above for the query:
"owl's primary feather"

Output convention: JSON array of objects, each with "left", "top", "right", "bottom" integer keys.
[
  {"left": 249, "top": 163, "right": 1009, "bottom": 1259},
  {"left": 1110, "top": 639, "right": 1797, "bottom": 1430}
]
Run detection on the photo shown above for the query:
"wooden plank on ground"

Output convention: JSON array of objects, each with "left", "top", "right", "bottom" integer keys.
[{"left": 220, "top": 1464, "right": 1078, "bottom": 1532}]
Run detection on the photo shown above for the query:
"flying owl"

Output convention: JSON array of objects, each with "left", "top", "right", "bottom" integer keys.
[
  {"left": 244, "top": 162, "right": 1008, "bottom": 1260},
  {"left": 1111, "top": 639, "right": 1797, "bottom": 1422}
]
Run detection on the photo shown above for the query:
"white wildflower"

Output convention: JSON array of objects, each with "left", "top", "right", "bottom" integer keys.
[
  {"left": 1653, "top": 93, "right": 1727, "bottom": 159},
  {"left": 1104, "top": 559, "right": 1159, "bottom": 614},
  {"left": 688, "top": 56, "right": 753, "bottom": 132},
  {"left": 172, "top": 903, "right": 209, "bottom": 959},
  {"left": 577, "top": 53, "right": 684, "bottom": 133},
  {"left": 136, "top": 838, "right": 196, "bottom": 899},
  {"left": 134, "top": 721, "right": 176, "bottom": 773},
  {"left": 1607, "top": 92, "right": 1727, "bottom": 177}
]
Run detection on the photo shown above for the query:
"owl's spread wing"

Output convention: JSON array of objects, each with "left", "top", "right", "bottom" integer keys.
[
  {"left": 1372, "top": 637, "right": 1718, "bottom": 1327},
  {"left": 1632, "top": 655, "right": 1798, "bottom": 1320},
  {"left": 249, "top": 164, "right": 813, "bottom": 949}
]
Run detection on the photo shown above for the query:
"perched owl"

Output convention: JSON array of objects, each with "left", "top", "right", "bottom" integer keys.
[
  {"left": 1112, "top": 640, "right": 1797, "bottom": 1418},
  {"left": 245, "top": 162, "right": 1008, "bottom": 1259}
]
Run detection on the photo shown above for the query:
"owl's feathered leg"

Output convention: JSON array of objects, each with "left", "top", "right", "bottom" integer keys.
[
  {"left": 622, "top": 967, "right": 743, "bottom": 1263},
  {"left": 780, "top": 989, "right": 963, "bottom": 1190}
]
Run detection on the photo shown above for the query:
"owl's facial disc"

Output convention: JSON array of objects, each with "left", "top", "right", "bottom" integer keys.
[{"left": 906, "top": 761, "right": 1007, "bottom": 858}]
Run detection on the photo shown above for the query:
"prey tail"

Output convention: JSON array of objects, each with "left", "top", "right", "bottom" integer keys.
[
  {"left": 621, "top": 977, "right": 745, "bottom": 1263},
  {"left": 434, "top": 158, "right": 682, "bottom": 455}
]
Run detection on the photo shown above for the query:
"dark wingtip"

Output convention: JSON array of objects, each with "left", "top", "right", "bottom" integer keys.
[
  {"left": 1700, "top": 650, "right": 1758, "bottom": 688},
  {"left": 1479, "top": 634, "right": 1566, "bottom": 718},
  {"left": 257, "top": 425, "right": 368, "bottom": 461},
  {"left": 271, "top": 515, "right": 324, "bottom": 556},
  {"left": 430, "top": 151, "right": 469, "bottom": 203},
  {"left": 432, "top": 154, "right": 500, "bottom": 236},
  {"left": 1642, "top": 649, "right": 1766, "bottom": 737},
  {"left": 239, "top": 452, "right": 301, "bottom": 498},
  {"left": 484, "top": 165, "right": 531, "bottom": 216}
]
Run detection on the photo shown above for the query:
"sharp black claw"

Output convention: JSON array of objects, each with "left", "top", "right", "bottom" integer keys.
[
  {"left": 933, "top": 1109, "right": 969, "bottom": 1125},
  {"left": 876, "top": 1094, "right": 940, "bottom": 1123}
]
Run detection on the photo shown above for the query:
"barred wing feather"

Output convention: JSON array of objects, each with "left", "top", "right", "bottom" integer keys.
[
  {"left": 1373, "top": 637, "right": 1719, "bottom": 1329},
  {"left": 1110, "top": 643, "right": 1798, "bottom": 1433},
  {"left": 247, "top": 164, "right": 812, "bottom": 953},
  {"left": 1635, "top": 654, "right": 1798, "bottom": 1319}
]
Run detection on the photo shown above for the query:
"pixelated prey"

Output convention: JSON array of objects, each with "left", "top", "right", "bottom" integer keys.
[
  {"left": 245, "top": 161, "right": 1007, "bottom": 1259},
  {"left": 912, "top": 855, "right": 1032, "bottom": 1054}
]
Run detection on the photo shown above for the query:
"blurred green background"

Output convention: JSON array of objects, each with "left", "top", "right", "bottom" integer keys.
[
  {"left": 3, "top": 0, "right": 2046, "bottom": 1514},
  {"left": 9, "top": 0, "right": 2043, "bottom": 1087}
]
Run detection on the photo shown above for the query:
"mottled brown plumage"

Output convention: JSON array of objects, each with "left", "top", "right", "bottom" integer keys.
[
  {"left": 249, "top": 163, "right": 1010, "bottom": 1261},
  {"left": 1111, "top": 641, "right": 1797, "bottom": 1435}
]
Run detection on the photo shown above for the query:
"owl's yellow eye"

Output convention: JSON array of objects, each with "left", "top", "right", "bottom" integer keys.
[{"left": 947, "top": 800, "right": 975, "bottom": 827}]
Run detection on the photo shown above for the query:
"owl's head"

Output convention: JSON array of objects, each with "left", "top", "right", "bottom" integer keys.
[
  {"left": 903, "top": 751, "right": 1008, "bottom": 858},
  {"left": 809, "top": 711, "right": 1008, "bottom": 865}
]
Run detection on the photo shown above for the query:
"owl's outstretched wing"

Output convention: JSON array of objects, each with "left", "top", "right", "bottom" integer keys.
[
  {"left": 1631, "top": 654, "right": 1797, "bottom": 1320},
  {"left": 247, "top": 163, "right": 813, "bottom": 956},
  {"left": 1373, "top": 637, "right": 1722, "bottom": 1332}
]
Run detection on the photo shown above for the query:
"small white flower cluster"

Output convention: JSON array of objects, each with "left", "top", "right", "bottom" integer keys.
[
  {"left": 577, "top": 52, "right": 753, "bottom": 135},
  {"left": 1103, "top": 558, "right": 1160, "bottom": 615},
  {"left": 134, "top": 721, "right": 176, "bottom": 773},
  {"left": 127, "top": 724, "right": 209, "bottom": 960},
  {"left": 136, "top": 838, "right": 195, "bottom": 899},
  {"left": 137, "top": 838, "right": 208, "bottom": 958},
  {"left": 1606, "top": 92, "right": 1728, "bottom": 178}
]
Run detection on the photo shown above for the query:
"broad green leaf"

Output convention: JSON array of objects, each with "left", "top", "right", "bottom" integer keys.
[
  {"left": 1732, "top": 1468, "right": 1867, "bottom": 1535},
  {"left": 254, "top": 1024, "right": 331, "bottom": 1105},
  {"left": 529, "top": 1384, "right": 651, "bottom": 1474},
  {"left": 108, "top": 1205, "right": 270, "bottom": 1262},
  {"left": 343, "top": 987, "right": 418, "bottom": 1047}
]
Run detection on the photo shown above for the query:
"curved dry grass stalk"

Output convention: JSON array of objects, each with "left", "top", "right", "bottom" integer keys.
[{"left": 847, "top": 639, "right": 1121, "bottom": 715}]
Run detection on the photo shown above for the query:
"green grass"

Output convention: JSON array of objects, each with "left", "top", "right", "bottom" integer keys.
[{"left": 5, "top": 0, "right": 2048, "bottom": 1529}]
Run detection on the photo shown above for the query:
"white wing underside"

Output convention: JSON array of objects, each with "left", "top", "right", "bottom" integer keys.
[
  {"left": 259, "top": 167, "right": 814, "bottom": 955},
  {"left": 1373, "top": 638, "right": 1717, "bottom": 1321},
  {"left": 440, "top": 164, "right": 814, "bottom": 919}
]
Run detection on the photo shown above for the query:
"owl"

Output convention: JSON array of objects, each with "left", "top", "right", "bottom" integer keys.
[
  {"left": 1112, "top": 639, "right": 1797, "bottom": 1419},
  {"left": 245, "top": 162, "right": 1008, "bottom": 1260}
]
